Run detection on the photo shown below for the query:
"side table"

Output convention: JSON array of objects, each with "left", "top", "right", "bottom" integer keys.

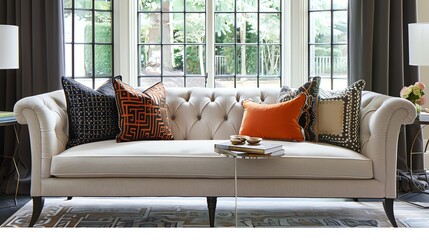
[
  {"left": 398, "top": 113, "right": 429, "bottom": 208},
  {"left": 0, "top": 113, "right": 20, "bottom": 207},
  {"left": 215, "top": 147, "right": 284, "bottom": 227}
]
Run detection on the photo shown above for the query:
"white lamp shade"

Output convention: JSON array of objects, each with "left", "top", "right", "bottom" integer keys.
[
  {"left": 409, "top": 23, "right": 429, "bottom": 66},
  {"left": 0, "top": 25, "right": 19, "bottom": 69}
]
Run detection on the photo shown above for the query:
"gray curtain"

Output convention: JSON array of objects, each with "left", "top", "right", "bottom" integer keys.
[
  {"left": 349, "top": 0, "right": 424, "bottom": 191},
  {"left": 0, "top": 0, "right": 65, "bottom": 195}
]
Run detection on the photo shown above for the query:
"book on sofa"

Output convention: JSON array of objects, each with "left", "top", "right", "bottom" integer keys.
[{"left": 214, "top": 141, "right": 283, "bottom": 154}]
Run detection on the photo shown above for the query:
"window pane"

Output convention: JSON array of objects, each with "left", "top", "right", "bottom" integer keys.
[
  {"left": 139, "top": 0, "right": 161, "bottom": 11},
  {"left": 333, "top": 11, "right": 347, "bottom": 43},
  {"left": 216, "top": 0, "right": 234, "bottom": 12},
  {"left": 75, "top": 0, "right": 92, "bottom": 9},
  {"left": 333, "top": 45, "right": 347, "bottom": 78},
  {"left": 186, "top": 13, "right": 206, "bottom": 43},
  {"left": 215, "top": 46, "right": 235, "bottom": 75},
  {"left": 74, "top": 44, "right": 92, "bottom": 77},
  {"left": 95, "top": 45, "right": 112, "bottom": 77},
  {"left": 65, "top": 44, "right": 72, "bottom": 76},
  {"left": 260, "top": 13, "right": 280, "bottom": 43},
  {"left": 64, "top": 10, "right": 73, "bottom": 42},
  {"left": 139, "top": 77, "right": 161, "bottom": 88},
  {"left": 165, "top": 13, "right": 183, "bottom": 44},
  {"left": 139, "top": 45, "right": 161, "bottom": 75},
  {"left": 260, "top": 45, "right": 280, "bottom": 76},
  {"left": 95, "top": 78, "right": 110, "bottom": 89},
  {"left": 237, "top": 45, "right": 257, "bottom": 76},
  {"left": 215, "top": 13, "right": 235, "bottom": 43},
  {"left": 237, "top": 13, "right": 257, "bottom": 44},
  {"left": 260, "top": 0, "right": 280, "bottom": 12},
  {"left": 164, "top": 77, "right": 184, "bottom": 87},
  {"left": 186, "top": 0, "right": 205, "bottom": 12},
  {"left": 319, "top": 78, "right": 332, "bottom": 90},
  {"left": 309, "top": 0, "right": 331, "bottom": 10},
  {"left": 74, "top": 78, "right": 93, "bottom": 88},
  {"left": 74, "top": 11, "right": 92, "bottom": 43},
  {"left": 237, "top": 0, "right": 257, "bottom": 12},
  {"left": 186, "top": 77, "right": 206, "bottom": 87},
  {"left": 309, "top": 12, "right": 331, "bottom": 44},
  {"left": 215, "top": 77, "right": 234, "bottom": 88},
  {"left": 169, "top": 0, "right": 184, "bottom": 12},
  {"left": 259, "top": 77, "right": 281, "bottom": 88},
  {"left": 65, "top": 0, "right": 72, "bottom": 8},
  {"left": 163, "top": 45, "right": 182, "bottom": 75},
  {"left": 95, "top": 0, "right": 112, "bottom": 10},
  {"left": 309, "top": 45, "right": 331, "bottom": 78},
  {"left": 186, "top": 45, "right": 205, "bottom": 75},
  {"left": 139, "top": 13, "right": 161, "bottom": 44},
  {"left": 236, "top": 77, "right": 257, "bottom": 88},
  {"left": 95, "top": 12, "right": 112, "bottom": 43},
  {"left": 333, "top": 78, "right": 347, "bottom": 90},
  {"left": 333, "top": 0, "right": 348, "bottom": 9}
]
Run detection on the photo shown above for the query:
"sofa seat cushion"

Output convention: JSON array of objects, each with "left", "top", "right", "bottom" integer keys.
[{"left": 51, "top": 140, "right": 373, "bottom": 179}]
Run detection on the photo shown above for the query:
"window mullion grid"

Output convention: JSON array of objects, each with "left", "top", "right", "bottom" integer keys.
[
  {"left": 330, "top": 0, "right": 334, "bottom": 90},
  {"left": 234, "top": 1, "right": 237, "bottom": 88},
  {"left": 183, "top": 1, "right": 187, "bottom": 87},
  {"left": 256, "top": 3, "right": 260, "bottom": 88},
  {"left": 160, "top": 1, "right": 164, "bottom": 83},
  {"left": 71, "top": 2, "right": 75, "bottom": 79},
  {"left": 91, "top": 0, "right": 96, "bottom": 89}
]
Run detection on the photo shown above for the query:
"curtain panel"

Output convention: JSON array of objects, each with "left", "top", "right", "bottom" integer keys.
[
  {"left": 348, "top": 0, "right": 425, "bottom": 192},
  {"left": 0, "top": 0, "right": 65, "bottom": 194}
]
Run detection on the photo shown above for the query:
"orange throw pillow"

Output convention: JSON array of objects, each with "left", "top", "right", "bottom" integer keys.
[{"left": 239, "top": 93, "right": 306, "bottom": 142}]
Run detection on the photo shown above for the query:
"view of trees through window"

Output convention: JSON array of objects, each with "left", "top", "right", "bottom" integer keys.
[
  {"left": 62, "top": 0, "right": 348, "bottom": 89},
  {"left": 64, "top": 0, "right": 114, "bottom": 89},
  {"left": 137, "top": 0, "right": 281, "bottom": 88},
  {"left": 308, "top": 0, "right": 348, "bottom": 90}
]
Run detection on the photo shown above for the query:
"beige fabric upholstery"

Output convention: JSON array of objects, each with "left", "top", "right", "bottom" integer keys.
[
  {"left": 50, "top": 140, "right": 372, "bottom": 179},
  {"left": 14, "top": 88, "right": 416, "bottom": 199}
]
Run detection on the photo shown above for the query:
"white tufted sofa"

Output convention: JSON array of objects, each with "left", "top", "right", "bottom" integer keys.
[{"left": 14, "top": 87, "right": 416, "bottom": 227}]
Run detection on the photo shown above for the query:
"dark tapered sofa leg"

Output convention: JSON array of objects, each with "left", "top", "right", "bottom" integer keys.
[
  {"left": 206, "top": 197, "right": 217, "bottom": 227},
  {"left": 382, "top": 198, "right": 398, "bottom": 227},
  {"left": 66, "top": 197, "right": 73, "bottom": 200},
  {"left": 29, "top": 197, "right": 45, "bottom": 227}
]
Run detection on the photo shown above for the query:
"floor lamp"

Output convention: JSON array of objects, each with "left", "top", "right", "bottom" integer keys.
[{"left": 0, "top": 25, "right": 20, "bottom": 206}]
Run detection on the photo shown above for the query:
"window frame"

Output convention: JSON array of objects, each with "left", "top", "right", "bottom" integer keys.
[
  {"left": 64, "top": 0, "right": 115, "bottom": 89},
  {"left": 307, "top": 0, "right": 348, "bottom": 90},
  {"left": 113, "top": 0, "right": 316, "bottom": 89}
]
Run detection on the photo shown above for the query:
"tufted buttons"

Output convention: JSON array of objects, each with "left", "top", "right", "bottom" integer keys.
[
  {"left": 197, "top": 115, "right": 202, "bottom": 120},
  {"left": 171, "top": 115, "right": 176, "bottom": 120},
  {"left": 260, "top": 95, "right": 265, "bottom": 102},
  {"left": 224, "top": 115, "right": 228, "bottom": 121}
]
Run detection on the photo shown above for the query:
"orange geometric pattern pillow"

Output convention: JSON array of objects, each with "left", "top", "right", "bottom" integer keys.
[
  {"left": 112, "top": 79, "right": 174, "bottom": 142},
  {"left": 239, "top": 93, "right": 306, "bottom": 142}
]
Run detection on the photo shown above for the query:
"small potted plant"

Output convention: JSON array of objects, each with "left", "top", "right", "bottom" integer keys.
[{"left": 400, "top": 82, "right": 426, "bottom": 115}]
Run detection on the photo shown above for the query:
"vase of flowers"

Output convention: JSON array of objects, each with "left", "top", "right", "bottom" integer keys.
[{"left": 400, "top": 82, "right": 426, "bottom": 115}]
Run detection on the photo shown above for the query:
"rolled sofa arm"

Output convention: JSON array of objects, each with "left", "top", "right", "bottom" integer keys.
[
  {"left": 14, "top": 90, "right": 68, "bottom": 196},
  {"left": 360, "top": 91, "right": 417, "bottom": 198}
]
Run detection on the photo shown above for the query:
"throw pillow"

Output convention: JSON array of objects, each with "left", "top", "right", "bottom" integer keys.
[
  {"left": 277, "top": 76, "right": 321, "bottom": 141},
  {"left": 62, "top": 76, "right": 121, "bottom": 148},
  {"left": 239, "top": 93, "right": 306, "bottom": 142},
  {"left": 317, "top": 79, "right": 366, "bottom": 152},
  {"left": 113, "top": 79, "right": 174, "bottom": 142}
]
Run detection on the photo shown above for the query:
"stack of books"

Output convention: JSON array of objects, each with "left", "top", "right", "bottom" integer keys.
[
  {"left": 0, "top": 111, "right": 16, "bottom": 123},
  {"left": 214, "top": 141, "right": 284, "bottom": 157}
]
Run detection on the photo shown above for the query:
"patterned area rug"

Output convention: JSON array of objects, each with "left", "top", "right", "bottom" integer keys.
[{"left": 1, "top": 197, "right": 428, "bottom": 228}]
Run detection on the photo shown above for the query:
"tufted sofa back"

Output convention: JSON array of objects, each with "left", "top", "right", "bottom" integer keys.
[{"left": 162, "top": 87, "right": 280, "bottom": 140}]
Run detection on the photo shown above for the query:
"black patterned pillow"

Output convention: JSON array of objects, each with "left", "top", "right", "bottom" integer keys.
[
  {"left": 62, "top": 76, "right": 122, "bottom": 148},
  {"left": 277, "top": 77, "right": 321, "bottom": 141},
  {"left": 317, "top": 80, "right": 366, "bottom": 152}
]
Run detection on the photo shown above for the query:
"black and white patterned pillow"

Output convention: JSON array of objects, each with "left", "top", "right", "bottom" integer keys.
[
  {"left": 317, "top": 80, "right": 366, "bottom": 152},
  {"left": 62, "top": 76, "right": 122, "bottom": 148},
  {"left": 277, "top": 77, "right": 321, "bottom": 141}
]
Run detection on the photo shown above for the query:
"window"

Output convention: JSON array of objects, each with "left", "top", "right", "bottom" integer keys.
[
  {"left": 137, "top": 0, "right": 206, "bottom": 88},
  {"left": 136, "top": 0, "right": 281, "bottom": 88},
  {"left": 308, "top": 0, "right": 348, "bottom": 90},
  {"left": 64, "top": 0, "right": 114, "bottom": 88}
]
